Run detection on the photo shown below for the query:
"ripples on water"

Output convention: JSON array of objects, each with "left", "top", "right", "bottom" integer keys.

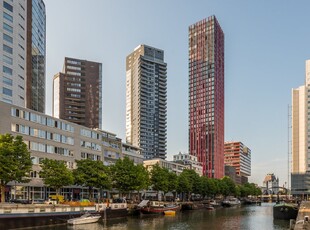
[{"left": 42, "top": 203, "right": 290, "bottom": 230}]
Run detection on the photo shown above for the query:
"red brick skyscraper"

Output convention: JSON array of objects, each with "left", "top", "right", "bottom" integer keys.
[{"left": 188, "top": 16, "right": 224, "bottom": 178}]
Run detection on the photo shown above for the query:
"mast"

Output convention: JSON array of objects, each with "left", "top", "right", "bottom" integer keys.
[{"left": 288, "top": 104, "right": 291, "bottom": 193}]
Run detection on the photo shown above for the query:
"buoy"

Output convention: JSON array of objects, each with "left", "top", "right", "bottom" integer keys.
[{"left": 164, "top": 210, "right": 176, "bottom": 216}]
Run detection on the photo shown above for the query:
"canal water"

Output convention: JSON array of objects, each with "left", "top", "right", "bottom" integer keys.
[{"left": 41, "top": 203, "right": 290, "bottom": 230}]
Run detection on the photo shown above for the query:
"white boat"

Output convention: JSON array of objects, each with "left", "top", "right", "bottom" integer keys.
[
  {"left": 222, "top": 198, "right": 241, "bottom": 207},
  {"left": 67, "top": 213, "right": 101, "bottom": 225}
]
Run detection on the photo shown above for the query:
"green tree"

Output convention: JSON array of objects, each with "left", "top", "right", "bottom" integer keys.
[
  {"left": 179, "top": 169, "right": 201, "bottom": 200},
  {"left": 177, "top": 171, "right": 192, "bottom": 201},
  {"left": 133, "top": 164, "right": 150, "bottom": 201},
  {"left": 206, "top": 178, "right": 219, "bottom": 198},
  {"left": 239, "top": 183, "right": 262, "bottom": 197},
  {"left": 111, "top": 157, "right": 141, "bottom": 195},
  {"left": 220, "top": 176, "right": 236, "bottom": 197},
  {"left": 150, "top": 163, "right": 169, "bottom": 200},
  {"left": 73, "top": 159, "right": 111, "bottom": 200},
  {"left": 167, "top": 171, "right": 178, "bottom": 200},
  {"left": 0, "top": 134, "right": 32, "bottom": 203},
  {"left": 39, "top": 159, "right": 74, "bottom": 195}
]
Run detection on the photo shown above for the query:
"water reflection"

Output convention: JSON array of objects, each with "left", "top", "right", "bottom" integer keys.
[{"left": 40, "top": 203, "right": 290, "bottom": 230}]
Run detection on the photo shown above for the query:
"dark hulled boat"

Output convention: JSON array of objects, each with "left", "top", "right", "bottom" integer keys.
[
  {"left": 139, "top": 200, "right": 180, "bottom": 215},
  {"left": 273, "top": 202, "right": 299, "bottom": 220}
]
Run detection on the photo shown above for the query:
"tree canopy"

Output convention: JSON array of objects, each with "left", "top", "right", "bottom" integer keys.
[
  {"left": 150, "top": 163, "right": 169, "bottom": 193},
  {"left": 0, "top": 134, "right": 32, "bottom": 202},
  {"left": 73, "top": 159, "right": 111, "bottom": 199},
  {"left": 111, "top": 157, "right": 149, "bottom": 194},
  {"left": 39, "top": 158, "right": 74, "bottom": 194}
]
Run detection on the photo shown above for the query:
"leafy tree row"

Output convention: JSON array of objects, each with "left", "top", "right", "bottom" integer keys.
[{"left": 0, "top": 134, "right": 261, "bottom": 203}]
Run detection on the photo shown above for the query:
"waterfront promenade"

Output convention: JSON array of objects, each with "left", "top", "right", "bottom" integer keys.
[{"left": 294, "top": 201, "right": 310, "bottom": 230}]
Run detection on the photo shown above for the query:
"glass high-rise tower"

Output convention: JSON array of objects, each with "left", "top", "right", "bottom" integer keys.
[
  {"left": 188, "top": 16, "right": 224, "bottom": 178},
  {"left": 0, "top": 0, "right": 46, "bottom": 113},
  {"left": 126, "top": 44, "right": 167, "bottom": 159},
  {"left": 26, "top": 0, "right": 46, "bottom": 113}
]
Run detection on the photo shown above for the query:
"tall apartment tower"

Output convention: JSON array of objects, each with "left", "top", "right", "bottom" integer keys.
[
  {"left": 26, "top": 0, "right": 46, "bottom": 113},
  {"left": 53, "top": 57, "right": 102, "bottom": 129},
  {"left": 0, "top": 0, "right": 46, "bottom": 112},
  {"left": 188, "top": 16, "right": 225, "bottom": 178},
  {"left": 290, "top": 60, "right": 310, "bottom": 196},
  {"left": 126, "top": 44, "right": 167, "bottom": 159},
  {"left": 292, "top": 60, "right": 310, "bottom": 173},
  {"left": 1, "top": 1, "right": 27, "bottom": 106}
]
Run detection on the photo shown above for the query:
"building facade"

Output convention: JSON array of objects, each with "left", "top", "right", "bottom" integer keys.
[
  {"left": 1, "top": 0, "right": 27, "bottom": 107},
  {"left": 188, "top": 16, "right": 225, "bottom": 178},
  {"left": 0, "top": 101, "right": 119, "bottom": 201},
  {"left": 122, "top": 142, "right": 144, "bottom": 165},
  {"left": 53, "top": 57, "right": 102, "bottom": 129},
  {"left": 225, "top": 165, "right": 240, "bottom": 184},
  {"left": 173, "top": 152, "right": 203, "bottom": 176},
  {"left": 224, "top": 141, "right": 251, "bottom": 183},
  {"left": 262, "top": 173, "right": 279, "bottom": 195},
  {"left": 102, "top": 131, "right": 122, "bottom": 166},
  {"left": 126, "top": 44, "right": 167, "bottom": 159},
  {"left": 291, "top": 60, "right": 310, "bottom": 196},
  {"left": 143, "top": 158, "right": 194, "bottom": 176},
  {"left": 26, "top": 0, "right": 46, "bottom": 113}
]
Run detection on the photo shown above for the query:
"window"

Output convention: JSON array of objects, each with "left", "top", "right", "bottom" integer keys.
[
  {"left": 3, "top": 23, "right": 13, "bottom": 33},
  {"left": 19, "top": 3, "right": 24, "bottom": 11},
  {"left": 3, "top": 44, "right": 13, "bottom": 54},
  {"left": 3, "top": 2, "right": 13, "bottom": 12},
  {"left": 3, "top": 77, "right": 12, "bottom": 86},
  {"left": 3, "top": 98, "right": 12, "bottom": 103},
  {"left": 18, "top": 44, "right": 24, "bottom": 50},
  {"left": 3, "top": 12, "right": 13, "bottom": 22},
  {"left": 19, "top": 23, "right": 24, "bottom": 31},
  {"left": 3, "top": 34, "right": 13, "bottom": 43},
  {"left": 18, "top": 13, "right": 24, "bottom": 21},
  {"left": 19, "top": 34, "right": 24, "bottom": 41},
  {"left": 3, "top": 66, "right": 12, "bottom": 75},
  {"left": 3, "top": 55, "right": 12, "bottom": 65},
  {"left": 3, "top": 87, "right": 12, "bottom": 96}
]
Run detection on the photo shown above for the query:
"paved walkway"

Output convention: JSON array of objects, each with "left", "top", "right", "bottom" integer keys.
[{"left": 294, "top": 201, "right": 310, "bottom": 229}]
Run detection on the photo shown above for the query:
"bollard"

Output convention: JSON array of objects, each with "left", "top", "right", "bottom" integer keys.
[{"left": 289, "top": 219, "right": 295, "bottom": 230}]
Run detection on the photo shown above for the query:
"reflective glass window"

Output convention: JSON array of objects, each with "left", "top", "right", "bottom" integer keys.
[
  {"left": 3, "top": 66, "right": 12, "bottom": 75},
  {"left": 3, "top": 12, "right": 13, "bottom": 22},
  {"left": 3, "top": 23, "right": 13, "bottom": 33},
  {"left": 3, "top": 55, "right": 12, "bottom": 65},
  {"left": 3, "top": 44, "right": 12, "bottom": 54},
  {"left": 3, "top": 77, "right": 12, "bottom": 86},
  {"left": 3, "top": 2, "right": 13, "bottom": 12},
  {"left": 3, "top": 33, "right": 13, "bottom": 43},
  {"left": 3, "top": 87, "right": 12, "bottom": 96}
]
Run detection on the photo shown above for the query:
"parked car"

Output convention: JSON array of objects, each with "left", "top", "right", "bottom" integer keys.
[
  {"left": 32, "top": 199, "right": 45, "bottom": 204},
  {"left": 10, "top": 199, "right": 31, "bottom": 204}
]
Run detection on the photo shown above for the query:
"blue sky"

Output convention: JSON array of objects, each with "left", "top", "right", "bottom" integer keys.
[{"left": 44, "top": 0, "right": 310, "bottom": 186}]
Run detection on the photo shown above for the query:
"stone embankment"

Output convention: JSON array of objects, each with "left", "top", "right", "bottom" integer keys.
[{"left": 293, "top": 201, "right": 310, "bottom": 230}]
